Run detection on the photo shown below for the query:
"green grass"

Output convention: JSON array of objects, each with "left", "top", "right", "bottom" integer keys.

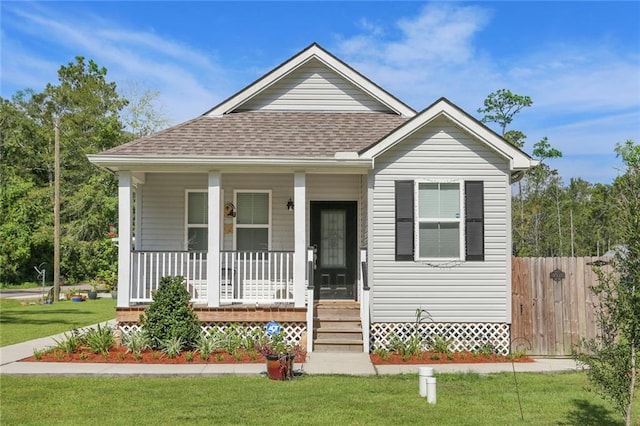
[
  {"left": 0, "top": 282, "right": 42, "bottom": 289},
  {"left": 0, "top": 298, "right": 116, "bottom": 347},
  {"left": 1, "top": 372, "right": 636, "bottom": 425}
]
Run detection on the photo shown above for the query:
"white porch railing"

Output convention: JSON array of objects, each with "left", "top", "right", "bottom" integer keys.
[
  {"left": 130, "top": 251, "right": 208, "bottom": 303},
  {"left": 220, "top": 251, "right": 294, "bottom": 304},
  {"left": 130, "top": 250, "right": 295, "bottom": 304}
]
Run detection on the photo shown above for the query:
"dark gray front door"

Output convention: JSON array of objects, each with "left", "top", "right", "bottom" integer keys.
[{"left": 310, "top": 201, "right": 357, "bottom": 300}]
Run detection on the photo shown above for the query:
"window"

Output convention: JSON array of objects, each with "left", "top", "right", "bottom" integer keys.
[
  {"left": 186, "top": 190, "right": 208, "bottom": 251},
  {"left": 235, "top": 191, "right": 271, "bottom": 251},
  {"left": 418, "top": 182, "right": 462, "bottom": 258},
  {"left": 395, "top": 180, "right": 484, "bottom": 261}
]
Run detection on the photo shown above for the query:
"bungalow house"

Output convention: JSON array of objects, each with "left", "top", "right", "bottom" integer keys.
[{"left": 88, "top": 43, "right": 536, "bottom": 354}]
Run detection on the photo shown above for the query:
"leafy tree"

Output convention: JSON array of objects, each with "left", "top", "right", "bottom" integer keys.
[
  {"left": 477, "top": 89, "right": 564, "bottom": 256},
  {"left": 477, "top": 88, "right": 532, "bottom": 147},
  {"left": 0, "top": 57, "right": 128, "bottom": 284},
  {"left": 120, "top": 81, "right": 171, "bottom": 137},
  {"left": 574, "top": 140, "right": 639, "bottom": 425}
]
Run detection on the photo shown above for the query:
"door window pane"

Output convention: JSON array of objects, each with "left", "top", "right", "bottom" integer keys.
[{"left": 321, "top": 210, "right": 346, "bottom": 268}]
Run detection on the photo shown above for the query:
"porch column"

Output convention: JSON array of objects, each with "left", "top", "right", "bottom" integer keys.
[
  {"left": 117, "top": 171, "right": 132, "bottom": 308},
  {"left": 294, "top": 172, "right": 306, "bottom": 307},
  {"left": 207, "top": 171, "right": 221, "bottom": 307}
]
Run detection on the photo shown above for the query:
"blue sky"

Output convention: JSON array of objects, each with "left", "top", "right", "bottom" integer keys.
[{"left": 2, "top": 1, "right": 639, "bottom": 184}]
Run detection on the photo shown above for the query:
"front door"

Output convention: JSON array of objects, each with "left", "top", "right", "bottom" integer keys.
[{"left": 310, "top": 201, "right": 357, "bottom": 300}]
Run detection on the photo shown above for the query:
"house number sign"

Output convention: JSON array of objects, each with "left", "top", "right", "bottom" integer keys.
[
  {"left": 550, "top": 268, "right": 565, "bottom": 282},
  {"left": 266, "top": 321, "right": 281, "bottom": 336}
]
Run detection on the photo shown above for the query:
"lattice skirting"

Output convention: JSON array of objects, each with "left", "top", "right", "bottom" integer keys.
[
  {"left": 370, "top": 322, "right": 511, "bottom": 355},
  {"left": 117, "top": 321, "right": 307, "bottom": 344}
]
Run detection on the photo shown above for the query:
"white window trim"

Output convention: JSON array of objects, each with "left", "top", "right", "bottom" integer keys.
[
  {"left": 233, "top": 189, "right": 272, "bottom": 251},
  {"left": 414, "top": 180, "right": 465, "bottom": 261},
  {"left": 185, "top": 189, "right": 223, "bottom": 251}
]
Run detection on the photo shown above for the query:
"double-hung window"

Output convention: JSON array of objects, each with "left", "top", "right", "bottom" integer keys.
[
  {"left": 417, "top": 182, "right": 462, "bottom": 259},
  {"left": 395, "top": 180, "right": 484, "bottom": 262},
  {"left": 235, "top": 190, "right": 271, "bottom": 252},
  {"left": 186, "top": 190, "right": 208, "bottom": 251}
]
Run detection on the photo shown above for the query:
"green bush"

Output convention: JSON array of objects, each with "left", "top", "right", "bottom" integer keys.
[{"left": 140, "top": 276, "right": 201, "bottom": 349}]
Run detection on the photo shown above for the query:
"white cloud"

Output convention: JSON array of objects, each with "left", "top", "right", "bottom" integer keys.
[
  {"left": 1, "top": 4, "right": 227, "bottom": 123},
  {"left": 333, "top": 3, "right": 640, "bottom": 183}
]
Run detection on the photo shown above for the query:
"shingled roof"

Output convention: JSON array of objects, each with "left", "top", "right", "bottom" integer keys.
[{"left": 105, "top": 111, "right": 408, "bottom": 158}]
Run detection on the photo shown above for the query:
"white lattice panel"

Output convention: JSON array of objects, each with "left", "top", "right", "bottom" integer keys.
[
  {"left": 117, "top": 321, "right": 306, "bottom": 344},
  {"left": 370, "top": 322, "right": 511, "bottom": 355}
]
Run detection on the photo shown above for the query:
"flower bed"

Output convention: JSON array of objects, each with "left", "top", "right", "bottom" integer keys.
[{"left": 24, "top": 347, "right": 306, "bottom": 365}]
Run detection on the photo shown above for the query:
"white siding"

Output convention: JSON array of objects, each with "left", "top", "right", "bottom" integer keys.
[
  {"left": 239, "top": 59, "right": 392, "bottom": 113},
  {"left": 370, "top": 116, "right": 512, "bottom": 323},
  {"left": 139, "top": 173, "right": 363, "bottom": 252},
  {"left": 306, "top": 174, "right": 362, "bottom": 244},
  {"left": 221, "top": 174, "right": 294, "bottom": 251},
  {"left": 139, "top": 173, "right": 207, "bottom": 251}
]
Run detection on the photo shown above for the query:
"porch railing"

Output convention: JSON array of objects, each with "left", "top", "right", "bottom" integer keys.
[
  {"left": 220, "top": 251, "right": 294, "bottom": 303},
  {"left": 130, "top": 251, "right": 207, "bottom": 303},
  {"left": 130, "top": 250, "right": 295, "bottom": 304}
]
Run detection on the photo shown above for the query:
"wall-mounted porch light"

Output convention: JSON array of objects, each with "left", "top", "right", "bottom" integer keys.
[{"left": 286, "top": 197, "right": 294, "bottom": 211}]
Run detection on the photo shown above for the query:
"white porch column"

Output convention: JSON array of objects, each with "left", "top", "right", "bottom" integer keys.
[
  {"left": 117, "top": 171, "right": 132, "bottom": 308},
  {"left": 207, "top": 171, "right": 221, "bottom": 307},
  {"left": 134, "top": 183, "right": 142, "bottom": 250},
  {"left": 293, "top": 172, "right": 306, "bottom": 307}
]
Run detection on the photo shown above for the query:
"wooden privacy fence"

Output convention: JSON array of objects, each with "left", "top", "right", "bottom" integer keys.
[{"left": 511, "top": 256, "right": 612, "bottom": 356}]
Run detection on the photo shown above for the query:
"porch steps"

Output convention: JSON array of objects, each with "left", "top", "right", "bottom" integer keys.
[{"left": 313, "top": 302, "right": 363, "bottom": 353}]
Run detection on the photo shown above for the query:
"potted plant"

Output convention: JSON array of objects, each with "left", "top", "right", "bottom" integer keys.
[
  {"left": 255, "top": 331, "right": 302, "bottom": 380},
  {"left": 96, "top": 269, "right": 117, "bottom": 299},
  {"left": 87, "top": 280, "right": 99, "bottom": 300}
]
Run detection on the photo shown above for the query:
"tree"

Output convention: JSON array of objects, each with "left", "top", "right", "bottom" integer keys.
[
  {"left": 120, "top": 81, "right": 171, "bottom": 138},
  {"left": 477, "top": 89, "right": 563, "bottom": 256},
  {"left": 0, "top": 57, "right": 128, "bottom": 284},
  {"left": 477, "top": 88, "right": 532, "bottom": 147},
  {"left": 574, "top": 140, "right": 639, "bottom": 425}
]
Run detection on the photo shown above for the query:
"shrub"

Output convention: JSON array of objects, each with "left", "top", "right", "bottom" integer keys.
[
  {"left": 83, "top": 323, "right": 115, "bottom": 355},
  {"left": 123, "top": 330, "right": 152, "bottom": 356},
  {"left": 160, "top": 336, "right": 185, "bottom": 359},
  {"left": 140, "top": 276, "right": 201, "bottom": 349},
  {"left": 53, "top": 330, "right": 82, "bottom": 353}
]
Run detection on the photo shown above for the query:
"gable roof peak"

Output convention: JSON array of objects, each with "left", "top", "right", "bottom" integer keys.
[{"left": 204, "top": 43, "right": 416, "bottom": 118}]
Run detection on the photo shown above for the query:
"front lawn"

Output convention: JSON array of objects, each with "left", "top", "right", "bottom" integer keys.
[
  {"left": 1, "top": 372, "right": 634, "bottom": 425},
  {"left": 0, "top": 298, "right": 116, "bottom": 347}
]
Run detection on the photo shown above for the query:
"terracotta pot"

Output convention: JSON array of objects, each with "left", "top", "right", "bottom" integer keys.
[{"left": 265, "top": 355, "right": 294, "bottom": 380}]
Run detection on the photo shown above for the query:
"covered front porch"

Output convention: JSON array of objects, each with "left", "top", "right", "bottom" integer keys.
[
  {"left": 111, "top": 170, "right": 370, "bottom": 351},
  {"left": 116, "top": 170, "right": 370, "bottom": 308}
]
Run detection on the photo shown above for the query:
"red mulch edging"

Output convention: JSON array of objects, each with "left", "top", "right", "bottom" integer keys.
[
  {"left": 23, "top": 347, "right": 306, "bottom": 365},
  {"left": 24, "top": 347, "right": 531, "bottom": 365}
]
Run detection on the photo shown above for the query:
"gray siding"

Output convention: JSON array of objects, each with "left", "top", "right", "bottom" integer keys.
[
  {"left": 239, "top": 59, "right": 392, "bottom": 112},
  {"left": 306, "top": 174, "right": 362, "bottom": 244},
  {"left": 139, "top": 173, "right": 207, "bottom": 251},
  {"left": 139, "top": 173, "right": 361, "bottom": 252},
  {"left": 371, "top": 116, "right": 512, "bottom": 323}
]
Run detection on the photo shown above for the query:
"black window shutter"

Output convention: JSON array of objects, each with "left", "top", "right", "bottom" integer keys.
[
  {"left": 465, "top": 181, "right": 484, "bottom": 261},
  {"left": 395, "top": 180, "right": 414, "bottom": 261}
]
